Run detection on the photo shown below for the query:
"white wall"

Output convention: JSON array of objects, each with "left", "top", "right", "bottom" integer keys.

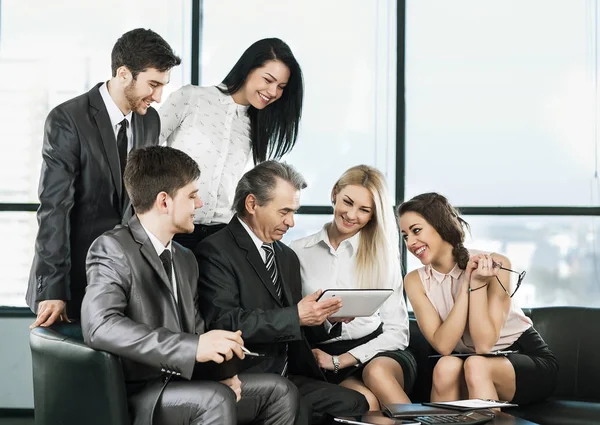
[{"left": 0, "top": 317, "right": 34, "bottom": 408}]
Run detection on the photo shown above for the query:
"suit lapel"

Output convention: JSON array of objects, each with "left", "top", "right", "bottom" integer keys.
[
  {"left": 273, "top": 242, "right": 294, "bottom": 306},
  {"left": 129, "top": 216, "right": 181, "bottom": 323},
  {"left": 172, "top": 243, "right": 196, "bottom": 333},
  {"left": 89, "top": 83, "right": 123, "bottom": 202},
  {"left": 228, "top": 217, "right": 283, "bottom": 306}
]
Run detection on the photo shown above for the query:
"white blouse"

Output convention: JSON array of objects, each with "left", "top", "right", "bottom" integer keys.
[
  {"left": 290, "top": 226, "right": 410, "bottom": 364},
  {"left": 159, "top": 85, "right": 253, "bottom": 225}
]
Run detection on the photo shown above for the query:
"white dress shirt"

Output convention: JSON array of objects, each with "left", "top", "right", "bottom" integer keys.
[
  {"left": 140, "top": 222, "right": 178, "bottom": 304},
  {"left": 290, "top": 225, "right": 410, "bottom": 364},
  {"left": 159, "top": 85, "right": 253, "bottom": 225},
  {"left": 99, "top": 82, "right": 133, "bottom": 152}
]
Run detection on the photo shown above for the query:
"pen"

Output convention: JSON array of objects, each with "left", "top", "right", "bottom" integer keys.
[{"left": 240, "top": 346, "right": 259, "bottom": 356}]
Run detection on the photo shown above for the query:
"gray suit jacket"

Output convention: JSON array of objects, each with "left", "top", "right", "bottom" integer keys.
[
  {"left": 27, "top": 82, "right": 160, "bottom": 319},
  {"left": 81, "top": 215, "right": 201, "bottom": 425}
]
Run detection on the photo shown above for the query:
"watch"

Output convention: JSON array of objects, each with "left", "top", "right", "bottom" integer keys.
[{"left": 332, "top": 355, "right": 340, "bottom": 374}]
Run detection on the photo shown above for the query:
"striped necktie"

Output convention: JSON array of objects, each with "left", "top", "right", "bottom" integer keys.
[
  {"left": 261, "top": 243, "right": 282, "bottom": 300},
  {"left": 261, "top": 242, "right": 287, "bottom": 376}
]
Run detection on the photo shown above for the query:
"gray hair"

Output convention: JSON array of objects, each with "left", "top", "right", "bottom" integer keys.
[{"left": 232, "top": 160, "right": 307, "bottom": 217}]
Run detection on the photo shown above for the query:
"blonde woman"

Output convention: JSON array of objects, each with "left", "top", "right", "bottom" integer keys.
[{"left": 290, "top": 165, "right": 415, "bottom": 410}]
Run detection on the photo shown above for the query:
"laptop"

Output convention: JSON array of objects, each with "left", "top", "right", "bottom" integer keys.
[{"left": 382, "top": 404, "right": 495, "bottom": 425}]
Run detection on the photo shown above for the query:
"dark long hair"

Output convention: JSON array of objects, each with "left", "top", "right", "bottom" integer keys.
[
  {"left": 398, "top": 193, "right": 471, "bottom": 270},
  {"left": 219, "top": 38, "right": 303, "bottom": 164}
]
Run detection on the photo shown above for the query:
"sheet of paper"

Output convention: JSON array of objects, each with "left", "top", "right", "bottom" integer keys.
[{"left": 432, "top": 399, "right": 517, "bottom": 409}]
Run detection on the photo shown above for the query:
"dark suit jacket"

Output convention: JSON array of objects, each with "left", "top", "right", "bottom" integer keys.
[
  {"left": 81, "top": 215, "right": 201, "bottom": 425},
  {"left": 197, "top": 216, "right": 338, "bottom": 380},
  {"left": 26, "top": 82, "right": 160, "bottom": 318}
]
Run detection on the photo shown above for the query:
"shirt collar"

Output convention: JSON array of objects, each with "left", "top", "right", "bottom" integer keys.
[
  {"left": 216, "top": 83, "right": 250, "bottom": 115},
  {"left": 139, "top": 221, "right": 172, "bottom": 257},
  {"left": 99, "top": 81, "right": 133, "bottom": 129},
  {"left": 304, "top": 223, "right": 360, "bottom": 254},
  {"left": 426, "top": 263, "right": 464, "bottom": 284},
  {"left": 237, "top": 216, "right": 266, "bottom": 253}
]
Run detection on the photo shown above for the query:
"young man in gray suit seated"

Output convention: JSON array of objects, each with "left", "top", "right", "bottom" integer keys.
[{"left": 81, "top": 146, "right": 299, "bottom": 425}]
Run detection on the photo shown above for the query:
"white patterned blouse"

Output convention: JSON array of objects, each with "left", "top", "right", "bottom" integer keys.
[{"left": 159, "top": 84, "right": 252, "bottom": 225}]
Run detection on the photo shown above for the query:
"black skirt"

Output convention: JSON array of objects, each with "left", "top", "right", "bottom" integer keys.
[
  {"left": 504, "top": 327, "right": 558, "bottom": 405},
  {"left": 316, "top": 325, "right": 417, "bottom": 395}
]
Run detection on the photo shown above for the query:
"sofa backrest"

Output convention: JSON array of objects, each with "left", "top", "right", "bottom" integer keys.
[{"left": 523, "top": 306, "right": 600, "bottom": 402}]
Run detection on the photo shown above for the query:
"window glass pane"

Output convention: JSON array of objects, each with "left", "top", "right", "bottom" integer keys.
[
  {"left": 0, "top": 0, "right": 191, "bottom": 203},
  {"left": 405, "top": 1, "right": 596, "bottom": 205},
  {"left": 0, "top": 212, "right": 36, "bottom": 307},
  {"left": 405, "top": 215, "right": 600, "bottom": 308},
  {"left": 200, "top": 0, "right": 397, "bottom": 205}
]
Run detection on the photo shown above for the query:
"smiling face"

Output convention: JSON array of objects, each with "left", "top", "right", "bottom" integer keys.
[
  {"left": 332, "top": 185, "right": 374, "bottom": 238},
  {"left": 399, "top": 211, "right": 452, "bottom": 266},
  {"left": 241, "top": 60, "right": 290, "bottom": 109},
  {"left": 123, "top": 67, "right": 171, "bottom": 115},
  {"left": 167, "top": 180, "right": 203, "bottom": 234}
]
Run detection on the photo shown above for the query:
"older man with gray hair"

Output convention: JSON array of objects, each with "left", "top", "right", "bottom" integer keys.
[{"left": 196, "top": 160, "right": 369, "bottom": 425}]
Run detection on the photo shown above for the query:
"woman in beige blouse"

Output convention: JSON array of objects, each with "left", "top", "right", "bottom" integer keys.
[
  {"left": 159, "top": 38, "right": 303, "bottom": 251},
  {"left": 398, "top": 193, "right": 557, "bottom": 405}
]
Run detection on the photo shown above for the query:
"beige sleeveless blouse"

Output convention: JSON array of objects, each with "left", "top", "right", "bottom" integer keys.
[{"left": 416, "top": 259, "right": 532, "bottom": 352}]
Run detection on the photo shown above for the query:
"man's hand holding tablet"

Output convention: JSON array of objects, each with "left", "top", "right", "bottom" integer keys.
[{"left": 298, "top": 289, "right": 343, "bottom": 325}]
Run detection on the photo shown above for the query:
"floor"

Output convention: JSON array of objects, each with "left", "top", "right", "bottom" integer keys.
[{"left": 0, "top": 415, "right": 34, "bottom": 425}]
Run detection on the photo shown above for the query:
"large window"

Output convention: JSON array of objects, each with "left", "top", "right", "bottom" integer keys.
[
  {"left": 200, "top": 0, "right": 397, "bottom": 205},
  {"left": 0, "top": 0, "right": 191, "bottom": 307},
  {"left": 405, "top": 0, "right": 597, "bottom": 206},
  {"left": 404, "top": 0, "right": 600, "bottom": 307}
]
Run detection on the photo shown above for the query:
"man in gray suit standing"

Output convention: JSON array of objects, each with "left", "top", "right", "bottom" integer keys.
[
  {"left": 81, "top": 146, "right": 298, "bottom": 425},
  {"left": 28, "top": 28, "right": 181, "bottom": 328}
]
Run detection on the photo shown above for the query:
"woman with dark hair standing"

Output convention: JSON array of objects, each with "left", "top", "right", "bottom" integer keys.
[
  {"left": 160, "top": 38, "right": 303, "bottom": 250},
  {"left": 398, "top": 193, "right": 558, "bottom": 405}
]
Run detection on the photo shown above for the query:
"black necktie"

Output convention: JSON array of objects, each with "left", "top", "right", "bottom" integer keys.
[
  {"left": 261, "top": 243, "right": 282, "bottom": 300},
  {"left": 159, "top": 250, "right": 174, "bottom": 288},
  {"left": 117, "top": 119, "right": 128, "bottom": 181}
]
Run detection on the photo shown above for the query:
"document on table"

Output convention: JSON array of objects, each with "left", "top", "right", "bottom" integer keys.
[{"left": 423, "top": 399, "right": 518, "bottom": 410}]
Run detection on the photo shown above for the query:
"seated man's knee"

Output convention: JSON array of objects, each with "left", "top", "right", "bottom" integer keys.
[
  {"left": 265, "top": 374, "right": 300, "bottom": 410},
  {"left": 195, "top": 382, "right": 237, "bottom": 417},
  {"left": 345, "top": 388, "right": 369, "bottom": 413}
]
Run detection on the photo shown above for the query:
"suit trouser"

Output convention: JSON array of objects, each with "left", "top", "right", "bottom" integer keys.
[
  {"left": 288, "top": 374, "right": 369, "bottom": 425},
  {"left": 153, "top": 373, "right": 299, "bottom": 425}
]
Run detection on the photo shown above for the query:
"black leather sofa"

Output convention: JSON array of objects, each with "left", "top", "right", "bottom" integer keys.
[
  {"left": 29, "top": 323, "right": 129, "bottom": 425},
  {"left": 408, "top": 307, "right": 600, "bottom": 425},
  {"left": 30, "top": 307, "right": 600, "bottom": 425}
]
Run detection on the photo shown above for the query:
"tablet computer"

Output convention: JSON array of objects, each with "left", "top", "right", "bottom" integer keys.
[{"left": 317, "top": 289, "right": 394, "bottom": 318}]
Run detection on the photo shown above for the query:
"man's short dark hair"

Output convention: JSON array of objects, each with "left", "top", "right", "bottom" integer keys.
[
  {"left": 111, "top": 28, "right": 182, "bottom": 79},
  {"left": 125, "top": 146, "right": 200, "bottom": 214},
  {"left": 232, "top": 160, "right": 307, "bottom": 218}
]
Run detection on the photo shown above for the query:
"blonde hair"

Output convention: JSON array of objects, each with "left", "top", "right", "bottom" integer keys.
[{"left": 331, "top": 165, "right": 401, "bottom": 290}]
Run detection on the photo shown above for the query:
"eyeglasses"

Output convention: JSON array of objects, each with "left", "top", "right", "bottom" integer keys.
[{"left": 493, "top": 262, "right": 526, "bottom": 298}]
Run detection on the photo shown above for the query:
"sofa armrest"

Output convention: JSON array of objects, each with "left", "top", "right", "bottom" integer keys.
[{"left": 30, "top": 325, "right": 130, "bottom": 425}]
